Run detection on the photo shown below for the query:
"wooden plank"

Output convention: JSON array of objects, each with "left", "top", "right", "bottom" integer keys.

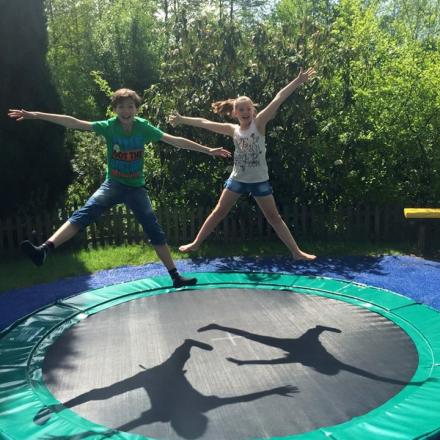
[
  {"left": 172, "top": 208, "right": 179, "bottom": 244},
  {"left": 107, "top": 207, "right": 115, "bottom": 245},
  {"left": 98, "top": 211, "right": 107, "bottom": 247},
  {"left": 43, "top": 212, "right": 53, "bottom": 242},
  {"left": 135, "top": 214, "right": 143, "bottom": 243},
  {"left": 0, "top": 219, "right": 5, "bottom": 251},
  {"left": 180, "top": 209, "right": 190, "bottom": 243},
  {"left": 35, "top": 213, "right": 44, "bottom": 245},
  {"left": 383, "top": 206, "right": 391, "bottom": 240},
  {"left": 301, "top": 206, "right": 307, "bottom": 237},
  {"left": 417, "top": 224, "right": 426, "bottom": 252},
  {"left": 126, "top": 208, "right": 133, "bottom": 244},
  {"left": 238, "top": 206, "right": 246, "bottom": 240},
  {"left": 5, "top": 217, "right": 14, "bottom": 251},
  {"left": 231, "top": 210, "right": 237, "bottom": 240},
  {"left": 374, "top": 206, "right": 381, "bottom": 240},
  {"left": 15, "top": 216, "right": 24, "bottom": 247},
  {"left": 364, "top": 205, "right": 370, "bottom": 239},
  {"left": 257, "top": 209, "right": 263, "bottom": 238},
  {"left": 90, "top": 222, "right": 97, "bottom": 248},
  {"left": 404, "top": 208, "right": 440, "bottom": 219},
  {"left": 115, "top": 206, "right": 123, "bottom": 245},
  {"left": 24, "top": 214, "right": 34, "bottom": 243},
  {"left": 162, "top": 207, "right": 171, "bottom": 243}
]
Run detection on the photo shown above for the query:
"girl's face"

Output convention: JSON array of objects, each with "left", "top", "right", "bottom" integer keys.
[
  {"left": 233, "top": 100, "right": 255, "bottom": 127},
  {"left": 114, "top": 99, "right": 138, "bottom": 125}
]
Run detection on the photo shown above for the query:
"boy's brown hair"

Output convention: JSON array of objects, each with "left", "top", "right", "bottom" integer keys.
[{"left": 111, "top": 88, "right": 142, "bottom": 109}]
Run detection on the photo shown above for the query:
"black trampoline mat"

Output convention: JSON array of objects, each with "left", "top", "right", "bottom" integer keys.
[{"left": 43, "top": 288, "right": 418, "bottom": 439}]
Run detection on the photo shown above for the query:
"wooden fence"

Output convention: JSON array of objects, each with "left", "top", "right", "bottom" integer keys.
[{"left": 0, "top": 204, "right": 431, "bottom": 254}]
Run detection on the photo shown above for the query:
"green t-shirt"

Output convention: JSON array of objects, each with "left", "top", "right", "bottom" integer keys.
[{"left": 92, "top": 116, "right": 164, "bottom": 187}]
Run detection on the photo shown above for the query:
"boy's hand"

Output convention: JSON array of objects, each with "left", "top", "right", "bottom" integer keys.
[
  {"left": 8, "top": 109, "right": 38, "bottom": 121},
  {"left": 295, "top": 67, "right": 316, "bottom": 85},
  {"left": 209, "top": 147, "right": 232, "bottom": 158},
  {"left": 168, "top": 110, "right": 183, "bottom": 127}
]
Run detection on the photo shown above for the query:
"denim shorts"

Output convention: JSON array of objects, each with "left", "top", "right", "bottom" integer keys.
[
  {"left": 224, "top": 178, "right": 273, "bottom": 197},
  {"left": 69, "top": 180, "right": 166, "bottom": 245}
]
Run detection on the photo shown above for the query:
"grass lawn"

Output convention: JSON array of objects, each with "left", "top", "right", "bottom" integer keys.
[{"left": 0, "top": 239, "right": 426, "bottom": 293}]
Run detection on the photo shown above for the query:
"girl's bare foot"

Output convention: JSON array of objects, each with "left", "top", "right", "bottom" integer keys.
[
  {"left": 178, "top": 242, "right": 200, "bottom": 252},
  {"left": 293, "top": 251, "right": 316, "bottom": 261}
]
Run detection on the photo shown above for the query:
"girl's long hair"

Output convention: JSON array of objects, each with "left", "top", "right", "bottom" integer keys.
[{"left": 212, "top": 96, "right": 257, "bottom": 117}]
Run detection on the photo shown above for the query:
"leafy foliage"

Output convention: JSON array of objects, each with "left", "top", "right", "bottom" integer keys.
[
  {"left": 45, "top": 0, "right": 161, "bottom": 117},
  {"left": 0, "top": 0, "right": 71, "bottom": 218},
  {"left": 64, "top": 130, "right": 107, "bottom": 210},
  {"left": 9, "top": 0, "right": 440, "bottom": 216}
]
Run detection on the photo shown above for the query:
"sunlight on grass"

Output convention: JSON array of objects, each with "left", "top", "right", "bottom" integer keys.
[
  {"left": 0, "top": 240, "right": 419, "bottom": 293},
  {"left": 77, "top": 244, "right": 159, "bottom": 272}
]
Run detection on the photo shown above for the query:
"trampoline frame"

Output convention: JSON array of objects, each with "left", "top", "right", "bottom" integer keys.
[{"left": 0, "top": 271, "right": 440, "bottom": 439}]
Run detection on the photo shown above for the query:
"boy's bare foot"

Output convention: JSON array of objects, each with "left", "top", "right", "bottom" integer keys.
[
  {"left": 293, "top": 251, "right": 317, "bottom": 261},
  {"left": 178, "top": 242, "right": 200, "bottom": 252}
]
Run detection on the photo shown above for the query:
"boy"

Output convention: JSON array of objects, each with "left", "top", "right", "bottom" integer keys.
[{"left": 8, "top": 88, "right": 231, "bottom": 287}]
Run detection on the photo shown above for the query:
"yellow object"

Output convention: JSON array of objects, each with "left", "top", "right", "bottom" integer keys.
[{"left": 404, "top": 208, "right": 440, "bottom": 219}]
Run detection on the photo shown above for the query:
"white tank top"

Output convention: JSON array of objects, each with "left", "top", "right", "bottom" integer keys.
[{"left": 230, "top": 120, "right": 269, "bottom": 183}]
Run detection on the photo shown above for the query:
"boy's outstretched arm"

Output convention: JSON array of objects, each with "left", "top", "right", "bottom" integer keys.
[
  {"left": 8, "top": 109, "right": 93, "bottom": 131},
  {"left": 168, "top": 111, "right": 235, "bottom": 137},
  {"left": 256, "top": 67, "right": 316, "bottom": 129},
  {"left": 161, "top": 133, "right": 231, "bottom": 158}
]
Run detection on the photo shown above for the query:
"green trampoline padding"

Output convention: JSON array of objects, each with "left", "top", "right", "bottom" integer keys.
[{"left": 0, "top": 272, "right": 440, "bottom": 440}]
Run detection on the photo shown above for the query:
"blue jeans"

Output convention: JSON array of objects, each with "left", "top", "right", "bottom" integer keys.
[
  {"left": 69, "top": 180, "right": 166, "bottom": 245},
  {"left": 224, "top": 178, "right": 273, "bottom": 197}
]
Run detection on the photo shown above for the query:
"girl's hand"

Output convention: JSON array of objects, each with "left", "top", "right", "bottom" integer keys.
[
  {"left": 295, "top": 67, "right": 316, "bottom": 85},
  {"left": 8, "top": 109, "right": 38, "bottom": 121},
  {"left": 168, "top": 110, "right": 183, "bottom": 127},
  {"left": 209, "top": 147, "right": 232, "bottom": 158}
]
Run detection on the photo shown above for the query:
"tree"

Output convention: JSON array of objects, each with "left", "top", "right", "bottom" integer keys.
[
  {"left": 0, "top": 0, "right": 71, "bottom": 218},
  {"left": 37, "top": 0, "right": 440, "bottom": 216},
  {"left": 45, "top": 0, "right": 162, "bottom": 117}
]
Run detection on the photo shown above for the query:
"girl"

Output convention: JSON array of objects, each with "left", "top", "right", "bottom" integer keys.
[
  {"left": 170, "top": 68, "right": 316, "bottom": 260},
  {"left": 9, "top": 88, "right": 231, "bottom": 287}
]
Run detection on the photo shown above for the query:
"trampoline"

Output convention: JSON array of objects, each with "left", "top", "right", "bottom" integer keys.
[{"left": 1, "top": 271, "right": 440, "bottom": 440}]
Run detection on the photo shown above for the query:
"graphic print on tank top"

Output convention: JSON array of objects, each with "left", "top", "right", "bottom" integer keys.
[
  {"left": 231, "top": 121, "right": 269, "bottom": 183},
  {"left": 234, "top": 132, "right": 262, "bottom": 172}
]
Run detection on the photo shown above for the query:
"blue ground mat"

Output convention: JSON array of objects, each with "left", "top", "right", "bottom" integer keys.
[{"left": 1, "top": 255, "right": 439, "bottom": 332}]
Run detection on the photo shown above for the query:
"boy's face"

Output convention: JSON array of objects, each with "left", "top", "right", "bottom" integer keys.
[{"left": 114, "top": 99, "right": 138, "bottom": 125}]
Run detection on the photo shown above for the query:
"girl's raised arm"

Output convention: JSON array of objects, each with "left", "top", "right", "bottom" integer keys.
[
  {"left": 8, "top": 109, "right": 93, "bottom": 131},
  {"left": 256, "top": 67, "right": 316, "bottom": 131},
  {"left": 169, "top": 111, "right": 235, "bottom": 137}
]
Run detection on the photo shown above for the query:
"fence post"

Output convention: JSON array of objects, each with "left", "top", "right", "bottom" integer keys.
[
  {"left": 6, "top": 217, "right": 14, "bottom": 251},
  {"left": 374, "top": 206, "right": 381, "bottom": 241},
  {"left": 0, "top": 218, "right": 4, "bottom": 252}
]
